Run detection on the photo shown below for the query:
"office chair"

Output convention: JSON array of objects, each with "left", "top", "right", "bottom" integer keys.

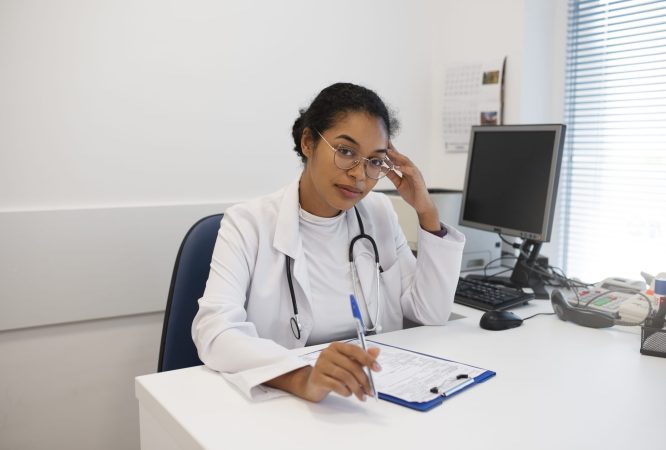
[{"left": 157, "top": 213, "right": 224, "bottom": 372}]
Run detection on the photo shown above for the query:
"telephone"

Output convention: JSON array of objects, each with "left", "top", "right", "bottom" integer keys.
[
  {"left": 595, "top": 277, "right": 646, "bottom": 294},
  {"left": 551, "top": 288, "right": 655, "bottom": 328}
]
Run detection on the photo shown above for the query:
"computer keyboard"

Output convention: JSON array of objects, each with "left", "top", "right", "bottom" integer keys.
[{"left": 454, "top": 277, "right": 535, "bottom": 311}]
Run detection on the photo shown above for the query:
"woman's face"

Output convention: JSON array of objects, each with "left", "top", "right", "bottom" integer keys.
[{"left": 299, "top": 111, "right": 389, "bottom": 217}]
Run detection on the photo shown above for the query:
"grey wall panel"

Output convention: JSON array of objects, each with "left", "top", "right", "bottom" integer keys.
[{"left": 0, "top": 203, "right": 232, "bottom": 331}]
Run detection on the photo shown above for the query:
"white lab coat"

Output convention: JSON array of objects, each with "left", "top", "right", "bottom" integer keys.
[{"left": 192, "top": 178, "right": 465, "bottom": 399}]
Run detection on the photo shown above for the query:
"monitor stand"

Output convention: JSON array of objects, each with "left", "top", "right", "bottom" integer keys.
[{"left": 465, "top": 239, "right": 550, "bottom": 300}]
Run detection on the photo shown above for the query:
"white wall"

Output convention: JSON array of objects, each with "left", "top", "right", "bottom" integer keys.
[
  {"left": 0, "top": 1, "right": 440, "bottom": 448},
  {"left": 426, "top": 0, "right": 568, "bottom": 261},
  {"left": 427, "top": 0, "right": 526, "bottom": 191},
  {"left": 0, "top": 0, "right": 438, "bottom": 211},
  {"left": 0, "top": 1, "right": 566, "bottom": 448}
]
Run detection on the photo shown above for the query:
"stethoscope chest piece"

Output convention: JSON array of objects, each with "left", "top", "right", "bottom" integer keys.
[{"left": 290, "top": 315, "right": 302, "bottom": 340}]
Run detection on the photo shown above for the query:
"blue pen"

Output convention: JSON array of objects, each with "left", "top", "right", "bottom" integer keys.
[{"left": 350, "top": 294, "right": 378, "bottom": 400}]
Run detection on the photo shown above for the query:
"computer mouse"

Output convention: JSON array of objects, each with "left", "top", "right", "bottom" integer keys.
[{"left": 479, "top": 310, "right": 523, "bottom": 331}]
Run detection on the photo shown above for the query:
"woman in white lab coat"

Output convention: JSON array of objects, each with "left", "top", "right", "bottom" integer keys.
[{"left": 192, "top": 83, "right": 465, "bottom": 402}]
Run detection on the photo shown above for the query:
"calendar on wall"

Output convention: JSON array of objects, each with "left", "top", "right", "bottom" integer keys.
[{"left": 443, "top": 57, "right": 506, "bottom": 153}]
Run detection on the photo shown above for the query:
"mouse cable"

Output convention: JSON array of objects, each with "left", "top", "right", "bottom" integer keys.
[{"left": 521, "top": 312, "right": 555, "bottom": 321}]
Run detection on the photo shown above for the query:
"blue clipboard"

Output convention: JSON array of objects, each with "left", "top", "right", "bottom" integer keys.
[{"left": 367, "top": 340, "right": 496, "bottom": 412}]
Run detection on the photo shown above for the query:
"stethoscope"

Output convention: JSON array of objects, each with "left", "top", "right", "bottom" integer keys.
[{"left": 286, "top": 206, "right": 383, "bottom": 340}]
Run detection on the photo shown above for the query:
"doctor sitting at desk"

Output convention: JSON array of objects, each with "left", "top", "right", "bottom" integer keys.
[{"left": 192, "top": 82, "right": 465, "bottom": 403}]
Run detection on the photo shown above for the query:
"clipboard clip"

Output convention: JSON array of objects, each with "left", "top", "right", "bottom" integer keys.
[{"left": 430, "top": 374, "right": 471, "bottom": 396}]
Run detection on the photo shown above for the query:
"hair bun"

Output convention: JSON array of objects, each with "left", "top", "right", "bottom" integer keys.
[{"left": 291, "top": 109, "right": 307, "bottom": 158}]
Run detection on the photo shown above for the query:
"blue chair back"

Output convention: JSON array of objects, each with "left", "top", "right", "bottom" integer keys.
[{"left": 158, "top": 213, "right": 224, "bottom": 372}]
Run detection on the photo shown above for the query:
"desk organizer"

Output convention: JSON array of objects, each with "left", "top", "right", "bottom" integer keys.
[{"left": 640, "top": 326, "right": 666, "bottom": 358}]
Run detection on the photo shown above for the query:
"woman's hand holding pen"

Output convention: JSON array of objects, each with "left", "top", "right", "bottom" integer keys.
[
  {"left": 385, "top": 143, "right": 441, "bottom": 232},
  {"left": 280, "top": 342, "right": 381, "bottom": 402},
  {"left": 304, "top": 342, "right": 381, "bottom": 402}
]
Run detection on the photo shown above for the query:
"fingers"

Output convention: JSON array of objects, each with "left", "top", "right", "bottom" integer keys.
[
  {"left": 367, "top": 346, "right": 381, "bottom": 360},
  {"left": 386, "top": 158, "right": 421, "bottom": 191},
  {"left": 308, "top": 372, "right": 354, "bottom": 398},
  {"left": 387, "top": 144, "right": 421, "bottom": 181},
  {"left": 385, "top": 143, "right": 433, "bottom": 214},
  {"left": 387, "top": 142, "right": 413, "bottom": 167},
  {"left": 385, "top": 143, "right": 414, "bottom": 190},
  {"left": 311, "top": 342, "right": 381, "bottom": 401},
  {"left": 331, "top": 341, "right": 380, "bottom": 370},
  {"left": 385, "top": 167, "right": 403, "bottom": 189},
  {"left": 316, "top": 359, "right": 367, "bottom": 400},
  {"left": 324, "top": 343, "right": 375, "bottom": 398}
]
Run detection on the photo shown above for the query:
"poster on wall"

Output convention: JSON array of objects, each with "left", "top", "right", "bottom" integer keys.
[{"left": 443, "top": 57, "right": 506, "bottom": 153}]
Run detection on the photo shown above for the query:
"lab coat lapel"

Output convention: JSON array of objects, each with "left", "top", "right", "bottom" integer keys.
[
  {"left": 273, "top": 179, "right": 301, "bottom": 260},
  {"left": 273, "top": 178, "right": 313, "bottom": 315}
]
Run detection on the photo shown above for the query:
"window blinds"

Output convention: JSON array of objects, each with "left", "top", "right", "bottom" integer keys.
[{"left": 560, "top": 0, "right": 666, "bottom": 282}]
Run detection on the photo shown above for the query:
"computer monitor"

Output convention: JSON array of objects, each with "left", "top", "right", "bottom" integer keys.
[{"left": 459, "top": 124, "right": 566, "bottom": 298}]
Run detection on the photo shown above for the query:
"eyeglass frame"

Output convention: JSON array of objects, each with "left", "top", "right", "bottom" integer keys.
[{"left": 315, "top": 130, "right": 394, "bottom": 180}]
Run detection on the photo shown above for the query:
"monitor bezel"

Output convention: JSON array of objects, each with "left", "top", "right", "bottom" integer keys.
[{"left": 458, "top": 124, "right": 566, "bottom": 243}]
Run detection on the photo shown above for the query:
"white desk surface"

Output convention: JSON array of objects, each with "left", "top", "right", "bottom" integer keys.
[{"left": 135, "top": 301, "right": 666, "bottom": 450}]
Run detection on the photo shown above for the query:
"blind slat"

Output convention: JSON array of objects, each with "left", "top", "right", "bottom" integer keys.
[
  {"left": 568, "top": 28, "right": 666, "bottom": 50},
  {"left": 575, "top": 0, "right": 665, "bottom": 20},
  {"left": 576, "top": 8, "right": 666, "bottom": 32},
  {"left": 566, "top": 91, "right": 666, "bottom": 100},
  {"left": 566, "top": 74, "right": 666, "bottom": 88},
  {"left": 570, "top": 49, "right": 666, "bottom": 67},
  {"left": 574, "top": 18, "right": 666, "bottom": 41},
  {"left": 565, "top": 62, "right": 666, "bottom": 77},
  {"left": 572, "top": 37, "right": 666, "bottom": 57}
]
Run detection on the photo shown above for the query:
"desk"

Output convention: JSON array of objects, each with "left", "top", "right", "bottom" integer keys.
[{"left": 135, "top": 301, "right": 665, "bottom": 450}]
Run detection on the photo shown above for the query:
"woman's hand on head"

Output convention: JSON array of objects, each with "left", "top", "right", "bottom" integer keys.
[{"left": 385, "top": 143, "right": 441, "bottom": 232}]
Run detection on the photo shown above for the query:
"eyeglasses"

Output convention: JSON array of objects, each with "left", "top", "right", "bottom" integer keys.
[{"left": 316, "top": 131, "right": 393, "bottom": 180}]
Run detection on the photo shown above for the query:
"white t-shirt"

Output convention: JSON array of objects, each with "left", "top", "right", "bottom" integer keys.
[{"left": 298, "top": 207, "right": 371, "bottom": 345}]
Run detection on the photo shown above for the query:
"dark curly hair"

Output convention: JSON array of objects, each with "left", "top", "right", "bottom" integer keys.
[{"left": 291, "top": 83, "right": 400, "bottom": 163}]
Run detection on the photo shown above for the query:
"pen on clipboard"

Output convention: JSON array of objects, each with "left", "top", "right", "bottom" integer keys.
[
  {"left": 349, "top": 294, "right": 378, "bottom": 400},
  {"left": 430, "top": 374, "right": 474, "bottom": 397}
]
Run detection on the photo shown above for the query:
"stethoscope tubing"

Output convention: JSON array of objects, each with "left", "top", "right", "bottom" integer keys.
[
  {"left": 285, "top": 253, "right": 301, "bottom": 340},
  {"left": 286, "top": 206, "right": 383, "bottom": 339}
]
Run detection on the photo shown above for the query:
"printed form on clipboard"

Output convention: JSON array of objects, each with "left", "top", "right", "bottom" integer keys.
[{"left": 299, "top": 341, "right": 495, "bottom": 411}]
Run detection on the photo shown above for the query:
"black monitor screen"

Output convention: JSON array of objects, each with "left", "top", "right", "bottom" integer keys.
[{"left": 460, "top": 125, "right": 565, "bottom": 242}]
